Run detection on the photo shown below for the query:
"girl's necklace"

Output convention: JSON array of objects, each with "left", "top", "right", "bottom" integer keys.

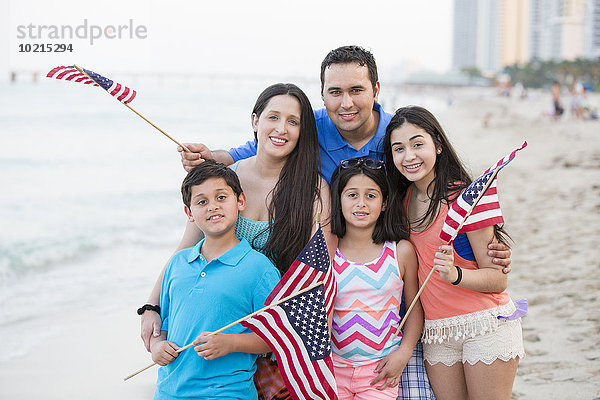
[
  {"left": 410, "top": 188, "right": 432, "bottom": 232},
  {"left": 412, "top": 188, "right": 431, "bottom": 203}
]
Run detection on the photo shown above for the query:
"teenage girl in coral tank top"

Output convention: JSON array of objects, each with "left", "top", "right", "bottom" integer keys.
[{"left": 384, "top": 106, "right": 525, "bottom": 400}]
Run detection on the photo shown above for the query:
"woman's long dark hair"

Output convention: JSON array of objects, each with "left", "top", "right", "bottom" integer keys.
[
  {"left": 383, "top": 106, "right": 509, "bottom": 244},
  {"left": 252, "top": 83, "right": 322, "bottom": 273},
  {"left": 330, "top": 161, "right": 409, "bottom": 243}
]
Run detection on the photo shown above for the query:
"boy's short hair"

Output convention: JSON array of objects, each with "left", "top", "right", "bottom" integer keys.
[
  {"left": 181, "top": 160, "right": 243, "bottom": 207},
  {"left": 320, "top": 45, "right": 378, "bottom": 94}
]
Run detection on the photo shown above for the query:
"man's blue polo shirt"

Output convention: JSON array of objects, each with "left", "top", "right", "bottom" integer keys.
[
  {"left": 228, "top": 103, "right": 393, "bottom": 183},
  {"left": 155, "top": 238, "right": 280, "bottom": 400}
]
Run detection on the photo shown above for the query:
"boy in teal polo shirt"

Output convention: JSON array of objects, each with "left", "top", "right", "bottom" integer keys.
[{"left": 150, "top": 160, "right": 280, "bottom": 400}]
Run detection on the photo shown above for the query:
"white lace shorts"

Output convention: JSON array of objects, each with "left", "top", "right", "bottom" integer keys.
[{"left": 423, "top": 317, "right": 525, "bottom": 366}]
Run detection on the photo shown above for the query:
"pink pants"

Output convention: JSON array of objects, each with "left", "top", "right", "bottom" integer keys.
[{"left": 333, "top": 354, "right": 399, "bottom": 400}]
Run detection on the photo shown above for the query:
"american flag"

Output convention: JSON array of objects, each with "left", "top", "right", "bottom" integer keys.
[
  {"left": 46, "top": 66, "right": 136, "bottom": 104},
  {"left": 265, "top": 225, "right": 336, "bottom": 316},
  {"left": 440, "top": 141, "right": 527, "bottom": 242},
  {"left": 241, "top": 284, "right": 338, "bottom": 400}
]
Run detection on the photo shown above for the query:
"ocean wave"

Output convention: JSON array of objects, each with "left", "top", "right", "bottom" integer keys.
[{"left": 0, "top": 206, "right": 183, "bottom": 281}]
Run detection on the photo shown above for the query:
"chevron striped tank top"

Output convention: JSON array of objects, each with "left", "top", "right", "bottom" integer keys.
[{"left": 331, "top": 241, "right": 404, "bottom": 366}]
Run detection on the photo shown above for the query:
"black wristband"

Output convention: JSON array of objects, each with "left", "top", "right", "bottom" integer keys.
[
  {"left": 451, "top": 266, "right": 462, "bottom": 285},
  {"left": 137, "top": 304, "right": 160, "bottom": 315}
]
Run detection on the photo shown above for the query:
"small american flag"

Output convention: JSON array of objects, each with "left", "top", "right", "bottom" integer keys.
[
  {"left": 241, "top": 284, "right": 338, "bottom": 400},
  {"left": 440, "top": 141, "right": 527, "bottom": 242},
  {"left": 265, "top": 225, "right": 336, "bottom": 316},
  {"left": 46, "top": 66, "right": 136, "bottom": 104}
]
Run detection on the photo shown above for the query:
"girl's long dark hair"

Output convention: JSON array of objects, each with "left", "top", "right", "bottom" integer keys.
[
  {"left": 252, "top": 83, "right": 322, "bottom": 273},
  {"left": 383, "top": 106, "right": 509, "bottom": 244},
  {"left": 330, "top": 162, "right": 409, "bottom": 243}
]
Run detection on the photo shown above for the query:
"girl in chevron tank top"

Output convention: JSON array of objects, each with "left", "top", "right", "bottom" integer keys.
[{"left": 329, "top": 158, "right": 424, "bottom": 400}]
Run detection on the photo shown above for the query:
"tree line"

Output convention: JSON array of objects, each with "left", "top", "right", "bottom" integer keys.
[{"left": 463, "top": 58, "right": 600, "bottom": 90}]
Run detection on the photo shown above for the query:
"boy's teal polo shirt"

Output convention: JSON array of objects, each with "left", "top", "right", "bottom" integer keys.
[{"left": 155, "top": 238, "right": 280, "bottom": 400}]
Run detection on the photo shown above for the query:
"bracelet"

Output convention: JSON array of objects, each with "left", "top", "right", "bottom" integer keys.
[
  {"left": 137, "top": 304, "right": 160, "bottom": 315},
  {"left": 451, "top": 266, "right": 462, "bottom": 285}
]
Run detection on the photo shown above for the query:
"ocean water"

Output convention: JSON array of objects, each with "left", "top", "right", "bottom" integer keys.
[{"left": 0, "top": 76, "right": 447, "bottom": 363}]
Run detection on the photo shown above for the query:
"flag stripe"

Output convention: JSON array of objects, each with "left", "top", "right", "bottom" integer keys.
[
  {"left": 462, "top": 216, "right": 504, "bottom": 232},
  {"left": 110, "top": 83, "right": 122, "bottom": 97},
  {"left": 56, "top": 69, "right": 78, "bottom": 80},
  {"left": 118, "top": 87, "right": 130, "bottom": 101},
  {"left": 46, "top": 66, "right": 65, "bottom": 77}
]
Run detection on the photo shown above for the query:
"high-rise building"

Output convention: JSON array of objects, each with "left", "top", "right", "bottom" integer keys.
[
  {"left": 563, "top": 0, "right": 587, "bottom": 59},
  {"left": 452, "top": 0, "right": 479, "bottom": 70},
  {"left": 453, "top": 0, "right": 592, "bottom": 73},
  {"left": 585, "top": 0, "right": 600, "bottom": 57},
  {"left": 529, "top": 0, "right": 586, "bottom": 60},
  {"left": 500, "top": 0, "right": 530, "bottom": 66},
  {"left": 452, "top": 0, "right": 502, "bottom": 74},
  {"left": 476, "top": 0, "right": 500, "bottom": 73}
]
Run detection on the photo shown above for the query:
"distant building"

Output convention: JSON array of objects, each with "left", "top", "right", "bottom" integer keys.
[
  {"left": 452, "top": 0, "right": 479, "bottom": 71},
  {"left": 476, "top": 0, "right": 500, "bottom": 74},
  {"left": 453, "top": 0, "right": 529, "bottom": 73},
  {"left": 500, "top": 0, "right": 530, "bottom": 66},
  {"left": 529, "top": 0, "right": 586, "bottom": 60},
  {"left": 586, "top": 0, "right": 600, "bottom": 58},
  {"left": 453, "top": 0, "right": 593, "bottom": 74}
]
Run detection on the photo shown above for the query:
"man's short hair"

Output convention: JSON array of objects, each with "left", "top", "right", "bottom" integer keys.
[
  {"left": 320, "top": 45, "right": 378, "bottom": 93},
  {"left": 181, "top": 160, "right": 243, "bottom": 207}
]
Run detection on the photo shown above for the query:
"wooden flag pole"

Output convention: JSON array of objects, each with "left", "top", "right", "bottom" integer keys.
[
  {"left": 124, "top": 281, "right": 324, "bottom": 381},
  {"left": 392, "top": 165, "right": 503, "bottom": 339},
  {"left": 72, "top": 65, "right": 191, "bottom": 152}
]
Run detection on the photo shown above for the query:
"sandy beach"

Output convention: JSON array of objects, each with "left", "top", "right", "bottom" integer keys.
[{"left": 1, "top": 86, "right": 599, "bottom": 399}]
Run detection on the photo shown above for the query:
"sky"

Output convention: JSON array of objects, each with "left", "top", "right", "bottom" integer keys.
[{"left": 2, "top": 0, "right": 454, "bottom": 83}]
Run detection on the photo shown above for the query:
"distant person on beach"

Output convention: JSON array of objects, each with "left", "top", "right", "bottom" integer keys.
[
  {"left": 143, "top": 83, "right": 333, "bottom": 399},
  {"left": 328, "top": 158, "right": 423, "bottom": 399},
  {"left": 384, "top": 106, "right": 525, "bottom": 400},
  {"left": 552, "top": 81, "right": 564, "bottom": 120},
  {"left": 172, "top": 45, "right": 513, "bottom": 400},
  {"left": 150, "top": 160, "right": 280, "bottom": 399}
]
